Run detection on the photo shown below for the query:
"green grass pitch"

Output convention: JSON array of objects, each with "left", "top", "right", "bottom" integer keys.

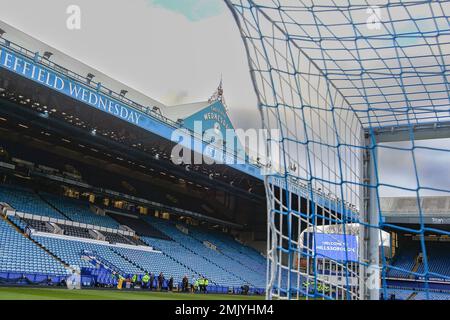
[{"left": 0, "top": 287, "right": 265, "bottom": 300}]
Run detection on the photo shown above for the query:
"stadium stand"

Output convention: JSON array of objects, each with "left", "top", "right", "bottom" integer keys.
[
  {"left": 187, "top": 227, "right": 265, "bottom": 274},
  {"left": 0, "top": 219, "right": 68, "bottom": 275},
  {"left": 142, "top": 236, "right": 243, "bottom": 286},
  {"left": 414, "top": 291, "right": 450, "bottom": 300},
  {"left": 60, "top": 225, "right": 95, "bottom": 240},
  {"left": 386, "top": 287, "right": 450, "bottom": 300},
  {"left": 142, "top": 216, "right": 266, "bottom": 287},
  {"left": 8, "top": 216, "right": 45, "bottom": 232},
  {"left": 0, "top": 185, "right": 67, "bottom": 220},
  {"left": 107, "top": 212, "right": 170, "bottom": 240},
  {"left": 111, "top": 247, "right": 192, "bottom": 281},
  {"left": 388, "top": 241, "right": 450, "bottom": 281},
  {"left": 385, "top": 288, "right": 414, "bottom": 300},
  {"left": 7, "top": 216, "right": 29, "bottom": 230},
  {"left": 101, "top": 231, "right": 144, "bottom": 246},
  {"left": 418, "top": 242, "right": 450, "bottom": 279},
  {"left": 32, "top": 236, "right": 143, "bottom": 275},
  {"left": 42, "top": 193, "right": 120, "bottom": 229},
  {"left": 423, "top": 292, "right": 450, "bottom": 300},
  {"left": 0, "top": 182, "right": 267, "bottom": 290},
  {"left": 387, "top": 242, "right": 421, "bottom": 278}
]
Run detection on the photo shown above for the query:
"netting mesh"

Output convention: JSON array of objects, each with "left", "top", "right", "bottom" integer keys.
[{"left": 225, "top": 0, "right": 450, "bottom": 300}]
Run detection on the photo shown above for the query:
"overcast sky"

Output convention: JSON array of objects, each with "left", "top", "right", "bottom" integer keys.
[
  {"left": 0, "top": 0, "right": 260, "bottom": 131},
  {"left": 0, "top": 0, "right": 448, "bottom": 197}
]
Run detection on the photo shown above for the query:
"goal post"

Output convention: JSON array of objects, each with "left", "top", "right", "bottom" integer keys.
[{"left": 225, "top": 0, "right": 450, "bottom": 300}]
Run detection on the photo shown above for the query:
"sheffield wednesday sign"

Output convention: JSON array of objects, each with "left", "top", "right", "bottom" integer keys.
[{"left": 0, "top": 47, "right": 142, "bottom": 125}]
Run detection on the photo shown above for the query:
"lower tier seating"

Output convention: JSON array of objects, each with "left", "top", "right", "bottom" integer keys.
[
  {"left": 417, "top": 242, "right": 450, "bottom": 278},
  {"left": 0, "top": 184, "right": 267, "bottom": 288},
  {"left": 386, "top": 288, "right": 450, "bottom": 300},
  {"left": 0, "top": 219, "right": 68, "bottom": 275},
  {"left": 388, "top": 242, "right": 450, "bottom": 280},
  {"left": 112, "top": 247, "right": 192, "bottom": 281},
  {"left": 142, "top": 216, "right": 266, "bottom": 287},
  {"left": 32, "top": 235, "right": 143, "bottom": 275}
]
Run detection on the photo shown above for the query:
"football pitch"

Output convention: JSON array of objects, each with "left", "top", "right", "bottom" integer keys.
[{"left": 0, "top": 287, "right": 265, "bottom": 300}]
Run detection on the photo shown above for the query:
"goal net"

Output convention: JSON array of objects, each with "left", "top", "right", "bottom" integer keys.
[{"left": 225, "top": 0, "right": 450, "bottom": 300}]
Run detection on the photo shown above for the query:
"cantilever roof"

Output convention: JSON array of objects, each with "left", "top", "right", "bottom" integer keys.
[{"left": 381, "top": 196, "right": 450, "bottom": 216}]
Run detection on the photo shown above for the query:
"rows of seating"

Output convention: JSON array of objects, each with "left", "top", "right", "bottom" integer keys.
[
  {"left": 42, "top": 193, "right": 120, "bottom": 229},
  {"left": 177, "top": 223, "right": 266, "bottom": 287},
  {"left": 101, "top": 231, "right": 145, "bottom": 246},
  {"left": 417, "top": 242, "right": 450, "bottom": 278},
  {"left": 0, "top": 183, "right": 267, "bottom": 288},
  {"left": 145, "top": 222, "right": 245, "bottom": 286},
  {"left": 386, "top": 288, "right": 450, "bottom": 300},
  {"left": 387, "top": 242, "right": 420, "bottom": 278},
  {"left": 32, "top": 235, "right": 143, "bottom": 275},
  {"left": 108, "top": 213, "right": 170, "bottom": 240},
  {"left": 188, "top": 227, "right": 265, "bottom": 274},
  {"left": 0, "top": 185, "right": 66, "bottom": 220},
  {"left": 0, "top": 219, "right": 68, "bottom": 275},
  {"left": 141, "top": 236, "right": 234, "bottom": 285},
  {"left": 415, "top": 291, "right": 450, "bottom": 300},
  {"left": 61, "top": 225, "right": 93, "bottom": 239},
  {"left": 388, "top": 241, "right": 450, "bottom": 280},
  {"left": 20, "top": 217, "right": 52, "bottom": 233},
  {"left": 31, "top": 234, "right": 195, "bottom": 283},
  {"left": 385, "top": 288, "right": 413, "bottom": 300},
  {"left": 9, "top": 215, "right": 143, "bottom": 246},
  {"left": 183, "top": 228, "right": 265, "bottom": 287},
  {"left": 111, "top": 247, "right": 192, "bottom": 281},
  {"left": 142, "top": 216, "right": 266, "bottom": 287}
]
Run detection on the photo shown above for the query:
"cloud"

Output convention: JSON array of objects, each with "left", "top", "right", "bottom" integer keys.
[{"left": 148, "top": 0, "right": 224, "bottom": 22}]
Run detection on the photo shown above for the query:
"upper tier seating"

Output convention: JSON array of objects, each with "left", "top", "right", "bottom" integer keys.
[
  {"left": 10, "top": 214, "right": 148, "bottom": 247},
  {"left": 0, "top": 219, "right": 68, "bottom": 275},
  {"left": 0, "top": 185, "right": 66, "bottom": 220},
  {"left": 42, "top": 194, "right": 120, "bottom": 229},
  {"left": 108, "top": 213, "right": 170, "bottom": 240}
]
